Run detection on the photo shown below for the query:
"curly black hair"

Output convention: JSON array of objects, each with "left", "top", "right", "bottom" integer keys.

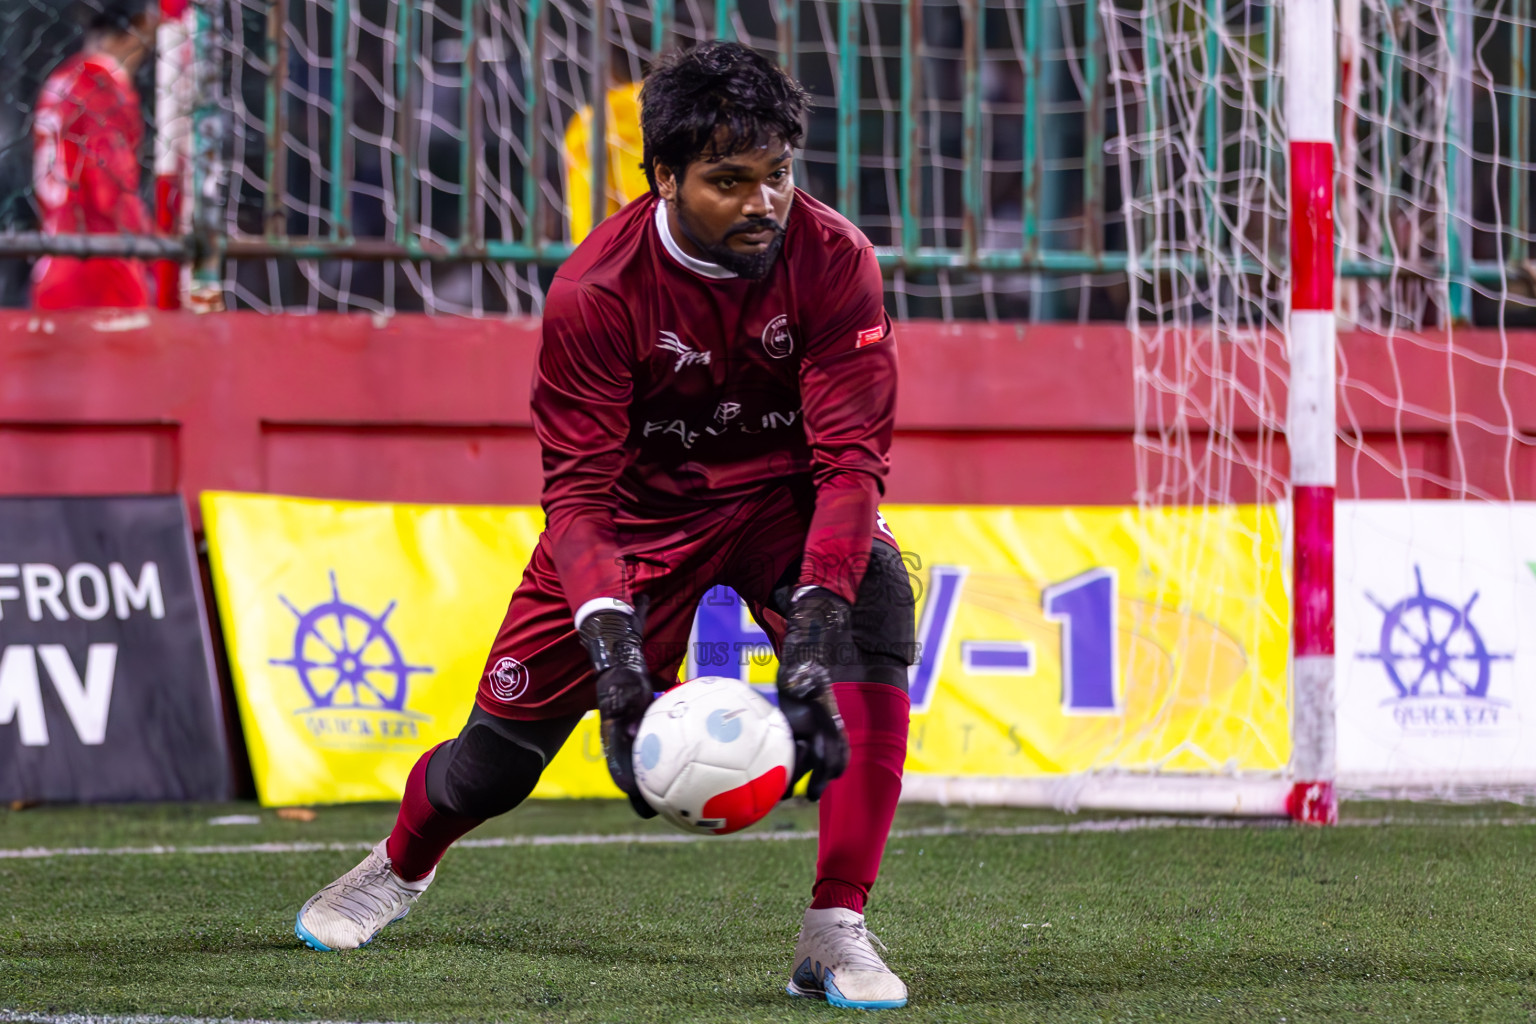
[{"left": 639, "top": 40, "right": 811, "bottom": 194}]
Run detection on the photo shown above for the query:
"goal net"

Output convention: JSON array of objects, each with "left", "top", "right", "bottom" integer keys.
[
  {"left": 1113, "top": 0, "right": 1536, "bottom": 813},
  {"left": 1333, "top": 0, "right": 1536, "bottom": 802},
  {"left": 172, "top": 0, "right": 1121, "bottom": 316}
]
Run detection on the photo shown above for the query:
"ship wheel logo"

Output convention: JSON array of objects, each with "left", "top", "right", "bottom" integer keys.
[
  {"left": 270, "top": 571, "right": 433, "bottom": 712},
  {"left": 1359, "top": 566, "right": 1511, "bottom": 700}
]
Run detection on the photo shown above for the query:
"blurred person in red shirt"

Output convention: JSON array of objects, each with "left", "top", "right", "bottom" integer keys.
[{"left": 31, "top": 0, "right": 161, "bottom": 310}]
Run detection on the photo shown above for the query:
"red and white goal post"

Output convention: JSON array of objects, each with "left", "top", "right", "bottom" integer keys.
[
  {"left": 1285, "top": 0, "right": 1339, "bottom": 825},
  {"left": 1102, "top": 0, "right": 1536, "bottom": 820}
]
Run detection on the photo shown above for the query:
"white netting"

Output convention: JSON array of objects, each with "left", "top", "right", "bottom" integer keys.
[
  {"left": 1332, "top": 0, "right": 1536, "bottom": 801},
  {"left": 0, "top": 0, "right": 1325, "bottom": 319},
  {"left": 1113, "top": 0, "right": 1536, "bottom": 803},
  {"left": 1339, "top": 0, "right": 1536, "bottom": 501},
  {"left": 202, "top": 0, "right": 1135, "bottom": 316},
  {"left": 219, "top": 0, "right": 555, "bottom": 313},
  {"left": 1096, "top": 0, "right": 1293, "bottom": 801},
  {"left": 1107, "top": 0, "right": 1289, "bottom": 509},
  {"left": 3, "top": 0, "right": 1533, "bottom": 326}
]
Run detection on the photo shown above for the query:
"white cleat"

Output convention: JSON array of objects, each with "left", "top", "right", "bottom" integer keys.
[
  {"left": 785, "top": 906, "right": 909, "bottom": 1010},
  {"left": 294, "top": 839, "right": 433, "bottom": 951}
]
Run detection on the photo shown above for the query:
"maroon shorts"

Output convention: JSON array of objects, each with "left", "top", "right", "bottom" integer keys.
[{"left": 474, "top": 485, "right": 899, "bottom": 721}]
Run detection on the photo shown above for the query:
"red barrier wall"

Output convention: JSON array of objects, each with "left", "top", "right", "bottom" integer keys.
[{"left": 3, "top": 310, "right": 1534, "bottom": 517}]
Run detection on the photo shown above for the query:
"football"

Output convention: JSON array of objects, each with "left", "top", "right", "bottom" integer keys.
[{"left": 632, "top": 676, "right": 796, "bottom": 835}]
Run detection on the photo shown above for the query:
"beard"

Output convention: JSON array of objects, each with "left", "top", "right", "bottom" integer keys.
[{"left": 678, "top": 211, "right": 787, "bottom": 280}]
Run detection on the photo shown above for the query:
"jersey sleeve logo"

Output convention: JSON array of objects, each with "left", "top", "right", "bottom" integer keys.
[
  {"left": 856, "top": 325, "right": 885, "bottom": 348},
  {"left": 761, "top": 314, "right": 795, "bottom": 359}
]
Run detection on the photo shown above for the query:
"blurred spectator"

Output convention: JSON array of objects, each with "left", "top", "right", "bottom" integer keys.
[
  {"left": 31, "top": 0, "right": 159, "bottom": 309},
  {"left": 562, "top": 71, "right": 646, "bottom": 245}
]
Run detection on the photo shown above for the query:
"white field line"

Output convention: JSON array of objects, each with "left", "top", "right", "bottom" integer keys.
[
  {"left": 1, "top": 1014, "right": 415, "bottom": 1024},
  {"left": 2, "top": 814, "right": 1533, "bottom": 861},
  {"left": 0, "top": 816, "right": 1238, "bottom": 860}
]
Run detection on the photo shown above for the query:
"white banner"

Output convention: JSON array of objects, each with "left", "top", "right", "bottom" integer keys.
[{"left": 1337, "top": 501, "right": 1536, "bottom": 791}]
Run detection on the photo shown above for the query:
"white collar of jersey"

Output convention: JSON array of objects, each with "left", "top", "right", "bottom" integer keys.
[{"left": 655, "top": 200, "right": 738, "bottom": 280}]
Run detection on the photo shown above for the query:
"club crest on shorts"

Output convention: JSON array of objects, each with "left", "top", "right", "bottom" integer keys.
[
  {"left": 761, "top": 314, "right": 794, "bottom": 359},
  {"left": 488, "top": 655, "right": 530, "bottom": 702}
]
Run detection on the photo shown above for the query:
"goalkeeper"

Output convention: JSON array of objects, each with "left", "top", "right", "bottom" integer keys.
[{"left": 294, "top": 40, "right": 914, "bottom": 1011}]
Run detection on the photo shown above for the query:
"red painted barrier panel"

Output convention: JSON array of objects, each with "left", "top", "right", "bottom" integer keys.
[{"left": 2, "top": 310, "right": 1534, "bottom": 517}]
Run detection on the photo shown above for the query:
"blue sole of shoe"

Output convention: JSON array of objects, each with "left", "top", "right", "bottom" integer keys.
[
  {"left": 825, "top": 991, "right": 908, "bottom": 1010},
  {"left": 825, "top": 975, "right": 908, "bottom": 1010},
  {"left": 787, "top": 980, "right": 907, "bottom": 1010},
  {"left": 294, "top": 905, "right": 411, "bottom": 951},
  {"left": 293, "top": 912, "right": 334, "bottom": 952}
]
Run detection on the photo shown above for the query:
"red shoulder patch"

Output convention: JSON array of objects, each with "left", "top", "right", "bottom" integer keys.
[{"left": 856, "top": 326, "right": 884, "bottom": 348}]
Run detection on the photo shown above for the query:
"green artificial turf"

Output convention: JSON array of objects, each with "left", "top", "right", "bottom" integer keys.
[{"left": 2, "top": 800, "right": 1535, "bottom": 1023}]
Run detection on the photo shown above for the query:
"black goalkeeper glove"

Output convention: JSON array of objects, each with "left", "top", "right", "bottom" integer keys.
[
  {"left": 776, "top": 586, "right": 853, "bottom": 801},
  {"left": 578, "top": 607, "right": 659, "bottom": 819}
]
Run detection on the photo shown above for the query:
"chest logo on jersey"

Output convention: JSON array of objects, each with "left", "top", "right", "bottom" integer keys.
[
  {"left": 762, "top": 314, "right": 795, "bottom": 359},
  {"left": 658, "top": 330, "right": 711, "bottom": 372},
  {"left": 642, "top": 404, "right": 800, "bottom": 450}
]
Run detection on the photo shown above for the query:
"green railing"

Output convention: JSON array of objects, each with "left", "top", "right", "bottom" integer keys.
[{"left": 0, "top": 0, "right": 1532, "bottom": 320}]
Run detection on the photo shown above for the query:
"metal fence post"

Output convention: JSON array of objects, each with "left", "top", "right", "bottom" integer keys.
[
  {"left": 330, "top": 0, "right": 352, "bottom": 238},
  {"left": 900, "top": 0, "right": 921, "bottom": 257},
  {"left": 191, "top": 0, "right": 228, "bottom": 308},
  {"left": 836, "top": 0, "right": 860, "bottom": 219},
  {"left": 1446, "top": 0, "right": 1474, "bottom": 322}
]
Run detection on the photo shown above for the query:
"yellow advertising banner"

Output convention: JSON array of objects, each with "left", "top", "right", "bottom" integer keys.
[
  {"left": 204, "top": 493, "right": 1289, "bottom": 806},
  {"left": 204, "top": 492, "right": 561, "bottom": 806},
  {"left": 877, "top": 506, "right": 1290, "bottom": 778}
]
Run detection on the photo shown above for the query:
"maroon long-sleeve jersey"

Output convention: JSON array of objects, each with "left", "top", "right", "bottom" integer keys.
[{"left": 534, "top": 188, "right": 896, "bottom": 615}]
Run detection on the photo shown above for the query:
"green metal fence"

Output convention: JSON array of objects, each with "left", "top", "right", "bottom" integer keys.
[
  {"left": 0, "top": 0, "right": 1532, "bottom": 320},
  {"left": 204, "top": 0, "right": 1133, "bottom": 315}
]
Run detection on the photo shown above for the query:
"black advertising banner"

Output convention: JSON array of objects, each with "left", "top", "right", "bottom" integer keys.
[{"left": 0, "top": 496, "right": 229, "bottom": 802}]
